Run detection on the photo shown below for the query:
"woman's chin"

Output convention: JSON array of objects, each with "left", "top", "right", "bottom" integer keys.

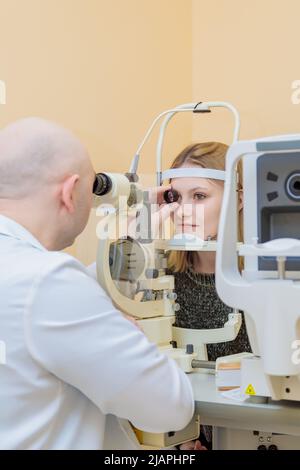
[{"left": 175, "top": 226, "right": 203, "bottom": 236}]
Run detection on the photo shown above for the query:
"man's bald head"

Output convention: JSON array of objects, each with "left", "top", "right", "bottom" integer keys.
[
  {"left": 0, "top": 117, "right": 96, "bottom": 250},
  {"left": 0, "top": 117, "right": 91, "bottom": 199}
]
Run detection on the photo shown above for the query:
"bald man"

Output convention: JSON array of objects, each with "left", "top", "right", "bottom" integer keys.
[{"left": 0, "top": 118, "right": 194, "bottom": 450}]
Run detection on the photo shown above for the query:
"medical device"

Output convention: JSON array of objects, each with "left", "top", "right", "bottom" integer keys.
[
  {"left": 94, "top": 101, "right": 242, "bottom": 370},
  {"left": 93, "top": 101, "right": 244, "bottom": 448},
  {"left": 216, "top": 135, "right": 300, "bottom": 401}
]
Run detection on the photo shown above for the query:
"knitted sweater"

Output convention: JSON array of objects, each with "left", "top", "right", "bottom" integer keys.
[{"left": 171, "top": 268, "right": 251, "bottom": 361}]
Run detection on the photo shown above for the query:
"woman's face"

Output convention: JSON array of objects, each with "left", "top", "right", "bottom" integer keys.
[{"left": 170, "top": 165, "right": 224, "bottom": 240}]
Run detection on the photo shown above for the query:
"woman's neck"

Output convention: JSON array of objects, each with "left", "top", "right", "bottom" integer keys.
[{"left": 192, "top": 251, "right": 216, "bottom": 274}]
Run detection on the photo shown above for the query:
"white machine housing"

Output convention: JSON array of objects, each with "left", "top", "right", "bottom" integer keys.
[{"left": 216, "top": 135, "right": 300, "bottom": 401}]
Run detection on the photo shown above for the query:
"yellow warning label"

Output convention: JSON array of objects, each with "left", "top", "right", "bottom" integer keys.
[{"left": 245, "top": 384, "right": 256, "bottom": 395}]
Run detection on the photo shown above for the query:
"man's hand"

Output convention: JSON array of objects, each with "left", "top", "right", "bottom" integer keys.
[
  {"left": 127, "top": 185, "right": 178, "bottom": 240},
  {"left": 146, "top": 185, "right": 179, "bottom": 239},
  {"left": 147, "top": 184, "right": 171, "bottom": 205},
  {"left": 122, "top": 313, "right": 143, "bottom": 331}
]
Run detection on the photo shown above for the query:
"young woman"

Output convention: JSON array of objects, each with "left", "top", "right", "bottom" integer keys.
[
  {"left": 168, "top": 141, "right": 250, "bottom": 358},
  {"left": 166, "top": 142, "right": 251, "bottom": 450}
]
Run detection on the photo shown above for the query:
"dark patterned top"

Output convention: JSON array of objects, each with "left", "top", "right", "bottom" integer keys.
[{"left": 171, "top": 268, "right": 251, "bottom": 361}]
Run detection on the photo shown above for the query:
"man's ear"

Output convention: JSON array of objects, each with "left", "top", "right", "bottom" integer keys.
[
  {"left": 61, "top": 174, "right": 79, "bottom": 213},
  {"left": 238, "top": 189, "right": 244, "bottom": 211}
]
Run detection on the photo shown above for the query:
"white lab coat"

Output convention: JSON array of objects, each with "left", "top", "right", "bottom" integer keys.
[{"left": 0, "top": 215, "right": 194, "bottom": 450}]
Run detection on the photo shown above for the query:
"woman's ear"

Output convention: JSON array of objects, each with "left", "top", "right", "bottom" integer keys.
[
  {"left": 238, "top": 189, "right": 244, "bottom": 211},
  {"left": 61, "top": 174, "right": 80, "bottom": 214}
]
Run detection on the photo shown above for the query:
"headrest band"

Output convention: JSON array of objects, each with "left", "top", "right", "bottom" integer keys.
[{"left": 161, "top": 168, "right": 226, "bottom": 181}]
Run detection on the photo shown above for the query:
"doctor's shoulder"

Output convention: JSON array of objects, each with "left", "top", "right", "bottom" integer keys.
[{"left": 29, "top": 249, "right": 107, "bottom": 298}]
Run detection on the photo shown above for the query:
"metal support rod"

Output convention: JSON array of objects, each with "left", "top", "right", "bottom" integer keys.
[
  {"left": 277, "top": 256, "right": 286, "bottom": 280},
  {"left": 191, "top": 359, "right": 216, "bottom": 370}
]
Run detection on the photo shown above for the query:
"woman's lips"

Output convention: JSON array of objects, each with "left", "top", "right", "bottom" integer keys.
[{"left": 176, "top": 224, "right": 203, "bottom": 233}]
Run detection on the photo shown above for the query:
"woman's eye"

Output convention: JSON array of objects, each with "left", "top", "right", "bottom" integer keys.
[{"left": 194, "top": 193, "right": 206, "bottom": 200}]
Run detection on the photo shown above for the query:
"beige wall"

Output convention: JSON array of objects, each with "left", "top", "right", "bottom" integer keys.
[
  {"left": 192, "top": 0, "right": 300, "bottom": 143},
  {"left": 2, "top": 0, "right": 300, "bottom": 263},
  {"left": 0, "top": 0, "right": 192, "bottom": 261},
  {"left": 0, "top": 0, "right": 192, "bottom": 172}
]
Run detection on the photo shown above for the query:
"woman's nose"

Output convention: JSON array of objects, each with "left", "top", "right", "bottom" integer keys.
[
  {"left": 174, "top": 201, "right": 193, "bottom": 221},
  {"left": 182, "top": 201, "right": 194, "bottom": 217}
]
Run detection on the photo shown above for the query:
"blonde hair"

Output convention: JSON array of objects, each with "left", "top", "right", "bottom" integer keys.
[{"left": 167, "top": 142, "right": 243, "bottom": 272}]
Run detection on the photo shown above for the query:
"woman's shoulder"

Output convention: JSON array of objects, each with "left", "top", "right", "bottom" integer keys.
[{"left": 166, "top": 268, "right": 188, "bottom": 278}]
